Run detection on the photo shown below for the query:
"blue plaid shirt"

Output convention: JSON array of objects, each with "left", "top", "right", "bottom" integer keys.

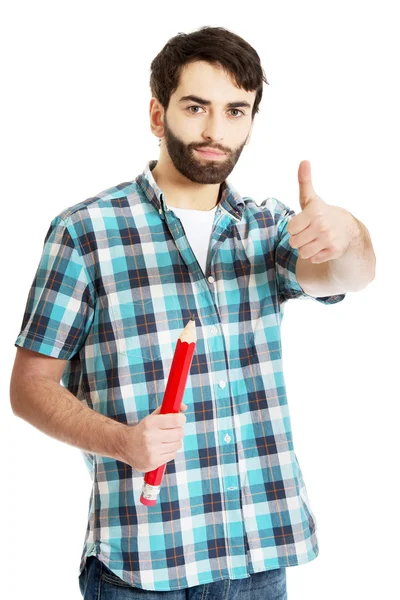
[{"left": 14, "top": 159, "right": 345, "bottom": 591}]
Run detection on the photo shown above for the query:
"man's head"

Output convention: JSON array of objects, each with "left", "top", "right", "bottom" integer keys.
[{"left": 149, "top": 26, "right": 269, "bottom": 185}]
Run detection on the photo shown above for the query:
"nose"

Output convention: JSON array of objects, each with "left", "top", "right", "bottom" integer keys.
[{"left": 201, "top": 116, "right": 225, "bottom": 146}]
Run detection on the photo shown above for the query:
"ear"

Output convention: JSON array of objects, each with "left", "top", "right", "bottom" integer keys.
[{"left": 149, "top": 97, "right": 165, "bottom": 138}]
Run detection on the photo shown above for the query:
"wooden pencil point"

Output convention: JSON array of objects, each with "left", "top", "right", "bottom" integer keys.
[{"left": 180, "top": 317, "right": 197, "bottom": 343}]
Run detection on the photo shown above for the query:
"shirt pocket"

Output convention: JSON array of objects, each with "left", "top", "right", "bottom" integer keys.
[{"left": 108, "top": 287, "right": 179, "bottom": 362}]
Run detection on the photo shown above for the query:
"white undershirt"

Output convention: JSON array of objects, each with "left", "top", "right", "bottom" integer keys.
[{"left": 168, "top": 205, "right": 218, "bottom": 276}]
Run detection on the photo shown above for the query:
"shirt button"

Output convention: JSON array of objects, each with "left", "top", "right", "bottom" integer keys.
[
  {"left": 210, "top": 325, "right": 218, "bottom": 335},
  {"left": 224, "top": 434, "right": 231, "bottom": 443},
  {"left": 208, "top": 276, "right": 215, "bottom": 283},
  {"left": 219, "top": 380, "right": 226, "bottom": 389},
  {"left": 158, "top": 208, "right": 162, "bottom": 214}
]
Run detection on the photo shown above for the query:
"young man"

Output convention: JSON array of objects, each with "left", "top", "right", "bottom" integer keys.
[{"left": 10, "top": 26, "right": 375, "bottom": 600}]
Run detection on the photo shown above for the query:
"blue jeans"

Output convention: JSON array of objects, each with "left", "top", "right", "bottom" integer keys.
[{"left": 79, "top": 556, "right": 287, "bottom": 599}]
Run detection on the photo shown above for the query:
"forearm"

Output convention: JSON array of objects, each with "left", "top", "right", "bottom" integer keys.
[
  {"left": 11, "top": 376, "right": 129, "bottom": 463},
  {"left": 327, "top": 211, "right": 376, "bottom": 291}
]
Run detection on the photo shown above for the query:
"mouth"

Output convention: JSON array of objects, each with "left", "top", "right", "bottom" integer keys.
[{"left": 195, "top": 149, "right": 226, "bottom": 160}]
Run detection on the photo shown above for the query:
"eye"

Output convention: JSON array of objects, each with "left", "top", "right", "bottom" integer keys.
[
  {"left": 186, "top": 105, "right": 245, "bottom": 118},
  {"left": 186, "top": 105, "right": 203, "bottom": 115},
  {"left": 228, "top": 108, "right": 244, "bottom": 118}
]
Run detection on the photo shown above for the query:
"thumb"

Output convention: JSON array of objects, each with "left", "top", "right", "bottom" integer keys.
[{"left": 298, "top": 159, "right": 317, "bottom": 211}]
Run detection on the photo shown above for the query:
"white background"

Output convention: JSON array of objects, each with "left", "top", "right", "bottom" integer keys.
[{"left": 1, "top": 1, "right": 398, "bottom": 598}]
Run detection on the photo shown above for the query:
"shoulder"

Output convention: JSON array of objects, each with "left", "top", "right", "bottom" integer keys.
[
  {"left": 53, "top": 180, "right": 143, "bottom": 224},
  {"left": 242, "top": 196, "right": 295, "bottom": 227}
]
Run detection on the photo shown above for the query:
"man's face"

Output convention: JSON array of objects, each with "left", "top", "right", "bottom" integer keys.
[{"left": 159, "top": 61, "right": 256, "bottom": 184}]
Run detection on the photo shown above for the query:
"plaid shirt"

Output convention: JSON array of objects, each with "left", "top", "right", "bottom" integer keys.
[{"left": 14, "top": 160, "right": 345, "bottom": 591}]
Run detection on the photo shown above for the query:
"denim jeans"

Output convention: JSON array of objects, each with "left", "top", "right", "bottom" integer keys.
[{"left": 79, "top": 556, "right": 287, "bottom": 599}]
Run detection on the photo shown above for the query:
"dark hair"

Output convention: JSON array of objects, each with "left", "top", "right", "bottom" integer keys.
[{"left": 149, "top": 26, "right": 269, "bottom": 121}]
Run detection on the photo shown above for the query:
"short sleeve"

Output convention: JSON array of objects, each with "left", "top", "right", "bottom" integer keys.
[
  {"left": 14, "top": 216, "right": 96, "bottom": 359},
  {"left": 274, "top": 199, "right": 346, "bottom": 305}
]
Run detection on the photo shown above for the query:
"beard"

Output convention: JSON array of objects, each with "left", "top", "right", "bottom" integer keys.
[{"left": 162, "top": 112, "right": 250, "bottom": 185}]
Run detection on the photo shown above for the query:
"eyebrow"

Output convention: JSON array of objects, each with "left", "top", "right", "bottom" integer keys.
[{"left": 178, "top": 94, "right": 251, "bottom": 109}]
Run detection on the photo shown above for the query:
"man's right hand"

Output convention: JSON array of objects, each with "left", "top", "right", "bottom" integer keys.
[{"left": 120, "top": 403, "right": 188, "bottom": 472}]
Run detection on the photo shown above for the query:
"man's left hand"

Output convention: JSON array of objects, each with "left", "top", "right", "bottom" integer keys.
[{"left": 287, "top": 160, "right": 359, "bottom": 264}]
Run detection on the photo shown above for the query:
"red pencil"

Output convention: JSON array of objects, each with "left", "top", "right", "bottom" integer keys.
[{"left": 140, "top": 316, "right": 197, "bottom": 506}]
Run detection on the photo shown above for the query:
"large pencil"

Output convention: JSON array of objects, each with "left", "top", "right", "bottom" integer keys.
[{"left": 140, "top": 316, "right": 197, "bottom": 506}]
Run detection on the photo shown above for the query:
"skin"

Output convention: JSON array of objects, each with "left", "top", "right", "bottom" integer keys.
[{"left": 149, "top": 60, "right": 257, "bottom": 211}]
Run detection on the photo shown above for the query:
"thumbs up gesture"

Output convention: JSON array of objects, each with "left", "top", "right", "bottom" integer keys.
[{"left": 287, "top": 160, "right": 358, "bottom": 264}]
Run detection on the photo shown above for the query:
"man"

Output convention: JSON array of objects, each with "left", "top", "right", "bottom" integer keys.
[{"left": 10, "top": 26, "right": 375, "bottom": 600}]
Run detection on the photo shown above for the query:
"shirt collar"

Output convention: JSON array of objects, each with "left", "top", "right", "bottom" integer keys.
[{"left": 135, "top": 160, "right": 245, "bottom": 222}]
